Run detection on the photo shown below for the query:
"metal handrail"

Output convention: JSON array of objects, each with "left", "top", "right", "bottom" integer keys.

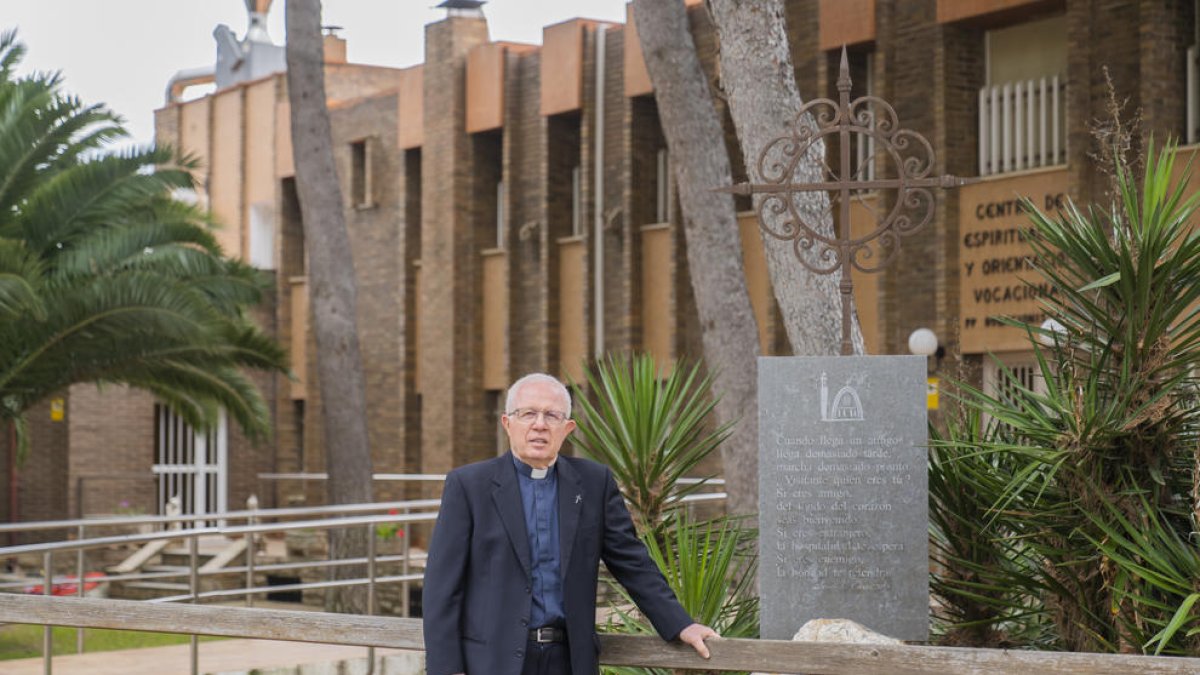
[
  {"left": 152, "top": 572, "right": 426, "bottom": 604},
  {"left": 2, "top": 473, "right": 723, "bottom": 536},
  {"left": 0, "top": 510, "right": 438, "bottom": 557},
  {"left": 0, "top": 552, "right": 427, "bottom": 591},
  {"left": 258, "top": 471, "right": 725, "bottom": 485},
  {"left": 260, "top": 472, "right": 447, "bottom": 481},
  {"left": 3, "top": 501, "right": 442, "bottom": 675},
  {"left": 0, "top": 498, "right": 442, "bottom": 534}
]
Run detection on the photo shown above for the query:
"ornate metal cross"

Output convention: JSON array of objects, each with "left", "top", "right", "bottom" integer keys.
[{"left": 720, "top": 48, "right": 975, "bottom": 355}]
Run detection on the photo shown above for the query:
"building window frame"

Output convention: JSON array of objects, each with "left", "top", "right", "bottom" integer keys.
[{"left": 350, "top": 137, "right": 375, "bottom": 209}]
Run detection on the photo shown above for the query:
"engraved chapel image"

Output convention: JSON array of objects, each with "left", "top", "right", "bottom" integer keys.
[
  {"left": 819, "top": 373, "right": 864, "bottom": 423},
  {"left": 747, "top": 49, "right": 974, "bottom": 642}
]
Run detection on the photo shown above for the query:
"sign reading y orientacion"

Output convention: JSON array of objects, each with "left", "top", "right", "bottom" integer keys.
[
  {"left": 758, "top": 356, "right": 928, "bottom": 641},
  {"left": 959, "top": 168, "right": 1068, "bottom": 353}
]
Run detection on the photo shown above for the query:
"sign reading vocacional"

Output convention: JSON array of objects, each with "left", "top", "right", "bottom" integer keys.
[
  {"left": 959, "top": 168, "right": 1069, "bottom": 353},
  {"left": 758, "top": 356, "right": 928, "bottom": 641}
]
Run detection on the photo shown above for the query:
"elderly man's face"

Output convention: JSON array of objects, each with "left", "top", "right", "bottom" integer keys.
[{"left": 502, "top": 380, "right": 576, "bottom": 469}]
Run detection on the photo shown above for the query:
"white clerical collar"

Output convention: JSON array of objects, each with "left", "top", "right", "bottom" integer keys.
[{"left": 512, "top": 452, "right": 556, "bottom": 480}]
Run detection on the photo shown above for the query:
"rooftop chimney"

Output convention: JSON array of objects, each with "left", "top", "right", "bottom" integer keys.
[{"left": 322, "top": 26, "right": 347, "bottom": 64}]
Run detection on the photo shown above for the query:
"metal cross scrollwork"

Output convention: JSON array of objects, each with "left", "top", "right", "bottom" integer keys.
[{"left": 719, "top": 48, "right": 976, "bottom": 355}]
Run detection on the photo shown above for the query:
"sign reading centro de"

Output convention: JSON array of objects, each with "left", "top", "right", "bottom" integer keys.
[{"left": 959, "top": 168, "right": 1068, "bottom": 354}]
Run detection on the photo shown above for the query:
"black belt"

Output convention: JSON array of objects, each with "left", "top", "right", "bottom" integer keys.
[{"left": 528, "top": 626, "right": 567, "bottom": 643}]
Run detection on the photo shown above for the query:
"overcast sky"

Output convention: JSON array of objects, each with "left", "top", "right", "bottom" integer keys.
[{"left": 5, "top": 1, "right": 629, "bottom": 149}]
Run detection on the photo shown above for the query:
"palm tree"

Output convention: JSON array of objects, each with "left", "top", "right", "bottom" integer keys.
[{"left": 0, "top": 31, "right": 287, "bottom": 455}]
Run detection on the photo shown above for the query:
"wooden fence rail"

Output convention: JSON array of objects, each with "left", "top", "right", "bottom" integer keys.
[{"left": 4, "top": 594, "right": 1200, "bottom": 674}]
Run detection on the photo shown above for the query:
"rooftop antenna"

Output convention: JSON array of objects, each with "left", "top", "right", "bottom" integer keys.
[{"left": 435, "top": 0, "right": 486, "bottom": 19}]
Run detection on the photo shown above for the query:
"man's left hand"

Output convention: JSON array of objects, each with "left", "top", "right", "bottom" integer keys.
[{"left": 678, "top": 623, "right": 719, "bottom": 659}]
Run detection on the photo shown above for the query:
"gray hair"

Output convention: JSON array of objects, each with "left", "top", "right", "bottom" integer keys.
[{"left": 505, "top": 373, "right": 572, "bottom": 417}]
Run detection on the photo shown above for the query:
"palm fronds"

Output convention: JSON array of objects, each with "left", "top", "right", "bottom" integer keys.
[{"left": 0, "top": 31, "right": 286, "bottom": 448}]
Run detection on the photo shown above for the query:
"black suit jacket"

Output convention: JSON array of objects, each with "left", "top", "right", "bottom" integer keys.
[{"left": 422, "top": 454, "right": 693, "bottom": 675}]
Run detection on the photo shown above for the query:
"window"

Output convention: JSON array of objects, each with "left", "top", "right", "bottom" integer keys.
[
  {"left": 571, "top": 166, "right": 583, "bottom": 236},
  {"left": 153, "top": 404, "right": 228, "bottom": 524},
  {"left": 293, "top": 400, "right": 305, "bottom": 473},
  {"left": 488, "top": 391, "right": 505, "bottom": 456},
  {"left": 350, "top": 139, "right": 373, "bottom": 208},
  {"left": 1189, "top": 5, "right": 1200, "bottom": 143},
  {"left": 248, "top": 202, "right": 275, "bottom": 270},
  {"left": 656, "top": 149, "right": 671, "bottom": 224},
  {"left": 496, "top": 179, "right": 506, "bottom": 249},
  {"left": 979, "top": 17, "right": 1068, "bottom": 175},
  {"left": 851, "top": 52, "right": 876, "bottom": 184},
  {"left": 982, "top": 352, "right": 1048, "bottom": 434}
]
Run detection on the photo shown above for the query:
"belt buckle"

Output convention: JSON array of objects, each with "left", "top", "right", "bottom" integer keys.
[{"left": 534, "top": 627, "right": 555, "bottom": 643}]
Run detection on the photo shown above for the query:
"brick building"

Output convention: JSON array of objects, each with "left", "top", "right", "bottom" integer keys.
[{"left": 5, "top": 0, "right": 1200, "bottom": 527}]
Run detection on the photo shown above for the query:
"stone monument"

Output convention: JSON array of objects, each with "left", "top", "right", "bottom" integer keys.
[{"left": 758, "top": 356, "right": 927, "bottom": 640}]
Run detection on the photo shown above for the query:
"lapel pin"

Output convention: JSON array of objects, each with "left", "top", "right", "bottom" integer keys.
[{"left": 574, "top": 494, "right": 582, "bottom": 504}]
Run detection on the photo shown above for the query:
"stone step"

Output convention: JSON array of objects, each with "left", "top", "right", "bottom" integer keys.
[
  {"left": 144, "top": 564, "right": 190, "bottom": 574},
  {"left": 125, "top": 581, "right": 190, "bottom": 591}
]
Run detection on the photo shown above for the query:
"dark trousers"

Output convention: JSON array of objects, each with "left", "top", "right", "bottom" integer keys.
[{"left": 520, "top": 640, "right": 571, "bottom": 675}]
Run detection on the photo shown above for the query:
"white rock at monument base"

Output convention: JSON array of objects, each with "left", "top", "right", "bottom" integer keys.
[
  {"left": 792, "top": 617, "right": 903, "bottom": 644},
  {"left": 752, "top": 618, "right": 903, "bottom": 675}
]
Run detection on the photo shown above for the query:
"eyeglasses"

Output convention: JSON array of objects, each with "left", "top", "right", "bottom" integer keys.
[{"left": 507, "top": 408, "right": 569, "bottom": 426}]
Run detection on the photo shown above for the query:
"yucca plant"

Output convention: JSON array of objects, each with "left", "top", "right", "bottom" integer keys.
[
  {"left": 571, "top": 353, "right": 732, "bottom": 535},
  {"left": 0, "top": 30, "right": 287, "bottom": 452},
  {"left": 932, "top": 139, "right": 1200, "bottom": 654},
  {"left": 574, "top": 353, "right": 756, "bottom": 674},
  {"left": 928, "top": 409, "right": 1056, "bottom": 649},
  {"left": 601, "top": 513, "right": 758, "bottom": 675}
]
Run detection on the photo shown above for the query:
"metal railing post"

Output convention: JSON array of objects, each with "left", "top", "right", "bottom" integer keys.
[
  {"left": 401, "top": 505, "right": 411, "bottom": 617},
  {"left": 245, "top": 495, "right": 258, "bottom": 608},
  {"left": 75, "top": 524, "right": 85, "bottom": 654},
  {"left": 189, "top": 534, "right": 199, "bottom": 675},
  {"left": 367, "top": 522, "right": 377, "bottom": 675},
  {"left": 42, "top": 551, "right": 52, "bottom": 675}
]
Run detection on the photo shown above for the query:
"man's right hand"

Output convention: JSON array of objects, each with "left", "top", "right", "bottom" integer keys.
[{"left": 678, "top": 622, "right": 719, "bottom": 658}]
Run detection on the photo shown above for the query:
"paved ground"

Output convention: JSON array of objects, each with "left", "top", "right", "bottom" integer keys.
[{"left": 2, "top": 639, "right": 409, "bottom": 674}]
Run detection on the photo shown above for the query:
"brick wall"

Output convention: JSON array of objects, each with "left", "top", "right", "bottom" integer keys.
[
  {"left": 602, "top": 27, "right": 637, "bottom": 356},
  {"left": 0, "top": 397, "right": 70, "bottom": 539},
  {"left": 330, "top": 93, "right": 408, "bottom": 502},
  {"left": 418, "top": 17, "right": 491, "bottom": 485},
  {"left": 67, "top": 384, "right": 156, "bottom": 519}
]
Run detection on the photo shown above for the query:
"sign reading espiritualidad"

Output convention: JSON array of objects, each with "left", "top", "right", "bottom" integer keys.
[{"left": 959, "top": 168, "right": 1069, "bottom": 353}]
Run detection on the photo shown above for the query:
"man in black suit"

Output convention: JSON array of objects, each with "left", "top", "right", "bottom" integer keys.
[{"left": 422, "top": 373, "right": 717, "bottom": 675}]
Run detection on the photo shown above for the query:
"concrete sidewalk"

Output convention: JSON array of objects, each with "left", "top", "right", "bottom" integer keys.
[{"left": 1, "top": 639, "right": 419, "bottom": 674}]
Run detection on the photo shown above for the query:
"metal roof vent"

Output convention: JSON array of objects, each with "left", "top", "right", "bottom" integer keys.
[
  {"left": 244, "top": 0, "right": 274, "bottom": 45},
  {"left": 436, "top": 0, "right": 486, "bottom": 19},
  {"left": 213, "top": 0, "right": 284, "bottom": 90}
]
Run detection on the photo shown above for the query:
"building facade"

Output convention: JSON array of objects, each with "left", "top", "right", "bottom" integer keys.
[{"left": 4, "top": 0, "right": 1199, "bottom": 528}]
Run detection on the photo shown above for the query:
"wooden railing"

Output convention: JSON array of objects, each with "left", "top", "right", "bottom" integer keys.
[{"left": 4, "top": 594, "right": 1200, "bottom": 674}]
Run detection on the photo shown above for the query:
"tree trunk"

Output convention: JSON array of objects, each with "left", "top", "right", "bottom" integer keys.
[
  {"left": 284, "top": 0, "right": 373, "bottom": 614},
  {"left": 707, "top": 0, "right": 865, "bottom": 356},
  {"left": 631, "top": 0, "right": 760, "bottom": 518}
]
